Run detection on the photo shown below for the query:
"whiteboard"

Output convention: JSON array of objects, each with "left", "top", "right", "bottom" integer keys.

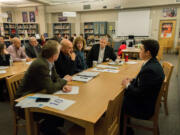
[{"left": 116, "top": 9, "right": 150, "bottom": 36}]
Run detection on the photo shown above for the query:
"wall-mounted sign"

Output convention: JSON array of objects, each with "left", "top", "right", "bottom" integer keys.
[{"left": 63, "top": 12, "right": 76, "bottom": 17}]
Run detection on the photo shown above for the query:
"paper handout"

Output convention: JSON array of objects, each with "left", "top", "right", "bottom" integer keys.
[{"left": 54, "top": 86, "right": 79, "bottom": 95}]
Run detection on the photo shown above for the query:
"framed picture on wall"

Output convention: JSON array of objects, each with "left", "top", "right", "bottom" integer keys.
[
  {"left": 162, "top": 8, "right": 177, "bottom": 17},
  {"left": 7, "top": 11, "right": 12, "bottom": 22},
  {"left": 29, "top": 11, "right": 35, "bottom": 22},
  {"left": 22, "top": 12, "right": 28, "bottom": 22}
]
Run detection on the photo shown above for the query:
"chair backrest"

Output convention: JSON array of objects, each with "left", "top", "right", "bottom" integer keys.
[
  {"left": 152, "top": 80, "right": 166, "bottom": 120},
  {"left": 103, "top": 91, "right": 124, "bottom": 135},
  {"left": 6, "top": 72, "right": 24, "bottom": 108},
  {"left": 162, "top": 61, "right": 174, "bottom": 84}
]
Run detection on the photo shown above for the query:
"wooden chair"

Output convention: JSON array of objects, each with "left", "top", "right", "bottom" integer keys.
[
  {"left": 6, "top": 72, "right": 25, "bottom": 135},
  {"left": 162, "top": 61, "right": 174, "bottom": 115},
  {"left": 123, "top": 81, "right": 166, "bottom": 135},
  {"left": 67, "top": 91, "right": 124, "bottom": 135}
]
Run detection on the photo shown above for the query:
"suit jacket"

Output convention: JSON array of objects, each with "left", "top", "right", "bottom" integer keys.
[
  {"left": 16, "top": 57, "right": 67, "bottom": 98},
  {"left": 0, "top": 54, "right": 10, "bottom": 66},
  {"left": 25, "top": 43, "right": 42, "bottom": 58},
  {"left": 55, "top": 52, "right": 76, "bottom": 78},
  {"left": 87, "top": 44, "right": 117, "bottom": 67},
  {"left": 123, "top": 57, "right": 165, "bottom": 119}
]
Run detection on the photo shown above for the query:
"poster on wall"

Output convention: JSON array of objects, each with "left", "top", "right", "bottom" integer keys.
[
  {"left": 162, "top": 8, "right": 177, "bottom": 17},
  {"left": 7, "top": 11, "right": 12, "bottom": 22},
  {"left": 29, "top": 11, "right": 35, "bottom": 22},
  {"left": 22, "top": 12, "right": 28, "bottom": 22},
  {"left": 160, "top": 23, "right": 173, "bottom": 38}
]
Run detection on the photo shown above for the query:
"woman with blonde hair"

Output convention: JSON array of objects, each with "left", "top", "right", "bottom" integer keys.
[{"left": 73, "top": 37, "right": 87, "bottom": 73}]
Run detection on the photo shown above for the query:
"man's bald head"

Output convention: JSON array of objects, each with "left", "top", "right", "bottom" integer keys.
[
  {"left": 60, "top": 39, "right": 73, "bottom": 54},
  {"left": 13, "top": 37, "right": 21, "bottom": 49},
  {"left": 29, "top": 37, "right": 38, "bottom": 46}
]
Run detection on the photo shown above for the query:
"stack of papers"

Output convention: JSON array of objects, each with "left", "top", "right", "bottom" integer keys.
[
  {"left": 16, "top": 93, "right": 75, "bottom": 111},
  {"left": 92, "top": 68, "right": 119, "bottom": 73},
  {"left": 0, "top": 70, "right": 7, "bottom": 74},
  {"left": 96, "top": 64, "right": 118, "bottom": 69},
  {"left": 72, "top": 75, "right": 93, "bottom": 82},
  {"left": 78, "top": 71, "right": 99, "bottom": 77},
  {"left": 54, "top": 86, "right": 79, "bottom": 95}
]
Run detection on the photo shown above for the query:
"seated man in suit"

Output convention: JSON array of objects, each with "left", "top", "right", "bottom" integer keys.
[
  {"left": 7, "top": 37, "right": 31, "bottom": 62},
  {"left": 121, "top": 39, "right": 165, "bottom": 135},
  {"left": 25, "top": 37, "right": 42, "bottom": 58},
  {"left": 55, "top": 39, "right": 76, "bottom": 78},
  {"left": 16, "top": 40, "right": 72, "bottom": 135},
  {"left": 87, "top": 37, "right": 117, "bottom": 67}
]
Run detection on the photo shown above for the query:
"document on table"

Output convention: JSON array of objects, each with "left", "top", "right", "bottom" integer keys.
[
  {"left": 26, "top": 61, "right": 33, "bottom": 65},
  {"left": 0, "top": 66, "right": 8, "bottom": 70},
  {"left": 126, "top": 61, "right": 137, "bottom": 64},
  {"left": 92, "top": 68, "right": 119, "bottom": 73},
  {"left": 91, "top": 68, "right": 105, "bottom": 72},
  {"left": 0, "top": 70, "right": 7, "bottom": 74},
  {"left": 108, "top": 61, "right": 124, "bottom": 66},
  {"left": 77, "top": 71, "right": 99, "bottom": 77},
  {"left": 96, "top": 64, "right": 118, "bottom": 69},
  {"left": 16, "top": 93, "right": 75, "bottom": 111},
  {"left": 54, "top": 86, "right": 79, "bottom": 95},
  {"left": 47, "top": 98, "right": 75, "bottom": 111},
  {"left": 72, "top": 75, "right": 93, "bottom": 82}
]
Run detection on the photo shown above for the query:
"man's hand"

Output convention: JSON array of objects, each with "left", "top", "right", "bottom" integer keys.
[
  {"left": 68, "top": 51, "right": 76, "bottom": 61},
  {"left": 121, "top": 78, "right": 131, "bottom": 88},
  {"left": 62, "top": 85, "right": 72, "bottom": 93},
  {"left": 63, "top": 75, "right": 72, "bottom": 82},
  {"left": 26, "top": 58, "right": 31, "bottom": 62}
]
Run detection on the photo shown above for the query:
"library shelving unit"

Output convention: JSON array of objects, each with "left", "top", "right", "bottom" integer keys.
[
  {"left": 3, "top": 23, "right": 39, "bottom": 39},
  {"left": 84, "top": 22, "right": 107, "bottom": 45},
  {"left": 53, "top": 23, "right": 71, "bottom": 36}
]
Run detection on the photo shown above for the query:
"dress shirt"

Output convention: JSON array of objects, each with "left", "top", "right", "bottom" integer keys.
[
  {"left": 7, "top": 45, "right": 28, "bottom": 62},
  {"left": 98, "top": 47, "right": 105, "bottom": 64}
]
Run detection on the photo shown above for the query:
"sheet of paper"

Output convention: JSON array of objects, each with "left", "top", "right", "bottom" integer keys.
[
  {"left": 108, "top": 61, "right": 124, "bottom": 66},
  {"left": 104, "top": 69, "right": 119, "bottom": 73},
  {"left": 54, "top": 86, "right": 79, "bottom": 95},
  {"left": 47, "top": 97, "right": 75, "bottom": 111},
  {"left": 96, "top": 64, "right": 118, "bottom": 69},
  {"left": 72, "top": 75, "right": 93, "bottom": 82},
  {"left": 126, "top": 61, "right": 137, "bottom": 64},
  {"left": 0, "top": 66, "right": 8, "bottom": 70},
  {"left": 26, "top": 61, "right": 33, "bottom": 65},
  {"left": 0, "top": 70, "right": 7, "bottom": 74},
  {"left": 91, "top": 68, "right": 105, "bottom": 72},
  {"left": 78, "top": 71, "right": 99, "bottom": 77}
]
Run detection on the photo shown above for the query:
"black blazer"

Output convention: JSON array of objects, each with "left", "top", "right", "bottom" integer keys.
[
  {"left": 55, "top": 52, "right": 76, "bottom": 78},
  {"left": 87, "top": 44, "right": 117, "bottom": 67},
  {"left": 123, "top": 58, "right": 165, "bottom": 119},
  {"left": 0, "top": 54, "right": 10, "bottom": 66},
  {"left": 25, "top": 43, "right": 42, "bottom": 58}
]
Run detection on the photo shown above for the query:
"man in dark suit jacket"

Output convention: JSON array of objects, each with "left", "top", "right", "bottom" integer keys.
[
  {"left": 16, "top": 40, "right": 72, "bottom": 135},
  {"left": 55, "top": 39, "right": 76, "bottom": 78},
  {"left": 87, "top": 37, "right": 117, "bottom": 67},
  {"left": 121, "top": 39, "right": 165, "bottom": 135},
  {"left": 25, "top": 37, "right": 42, "bottom": 58}
]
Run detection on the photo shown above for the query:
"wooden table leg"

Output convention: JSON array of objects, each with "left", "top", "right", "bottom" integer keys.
[
  {"left": 25, "top": 108, "right": 34, "bottom": 135},
  {"left": 85, "top": 123, "right": 94, "bottom": 135}
]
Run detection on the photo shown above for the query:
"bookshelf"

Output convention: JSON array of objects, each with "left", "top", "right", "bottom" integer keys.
[
  {"left": 84, "top": 22, "right": 107, "bottom": 45},
  {"left": 53, "top": 23, "right": 71, "bottom": 36},
  {"left": 3, "top": 23, "right": 39, "bottom": 39}
]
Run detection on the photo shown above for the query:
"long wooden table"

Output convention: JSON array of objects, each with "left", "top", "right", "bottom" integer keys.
[
  {"left": 22, "top": 60, "right": 143, "bottom": 135},
  {"left": 0, "top": 61, "right": 30, "bottom": 80}
]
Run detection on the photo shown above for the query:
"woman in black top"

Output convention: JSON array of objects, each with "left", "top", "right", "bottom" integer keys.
[
  {"left": 73, "top": 37, "right": 87, "bottom": 73},
  {"left": 0, "top": 43, "right": 10, "bottom": 66}
]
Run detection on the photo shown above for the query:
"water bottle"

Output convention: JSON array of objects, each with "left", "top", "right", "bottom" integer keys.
[
  {"left": 125, "top": 54, "right": 128, "bottom": 62},
  {"left": 9, "top": 56, "right": 13, "bottom": 66}
]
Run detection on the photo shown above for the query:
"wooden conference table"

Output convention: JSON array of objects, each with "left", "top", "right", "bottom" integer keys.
[
  {"left": 0, "top": 61, "right": 30, "bottom": 80},
  {"left": 21, "top": 60, "right": 143, "bottom": 135}
]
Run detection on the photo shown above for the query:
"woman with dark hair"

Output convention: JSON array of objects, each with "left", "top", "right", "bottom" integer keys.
[
  {"left": 73, "top": 37, "right": 87, "bottom": 73},
  {"left": 0, "top": 43, "right": 10, "bottom": 66}
]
